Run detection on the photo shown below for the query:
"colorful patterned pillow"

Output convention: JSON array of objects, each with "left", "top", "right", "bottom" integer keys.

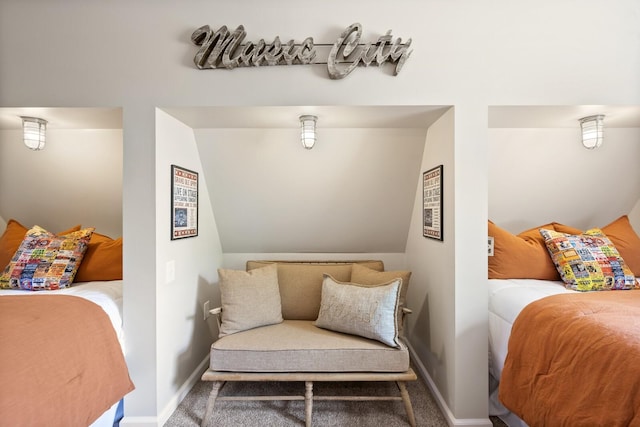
[
  {"left": 0, "top": 226, "right": 94, "bottom": 291},
  {"left": 539, "top": 228, "right": 636, "bottom": 291},
  {"left": 0, "top": 219, "right": 81, "bottom": 272},
  {"left": 554, "top": 216, "right": 640, "bottom": 277}
]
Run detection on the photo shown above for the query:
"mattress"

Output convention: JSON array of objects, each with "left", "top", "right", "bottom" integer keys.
[
  {"left": 488, "top": 278, "right": 575, "bottom": 426},
  {"left": 488, "top": 278, "right": 574, "bottom": 381}
]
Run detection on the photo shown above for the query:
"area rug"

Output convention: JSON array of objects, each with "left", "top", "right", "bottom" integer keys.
[{"left": 164, "top": 371, "right": 449, "bottom": 426}]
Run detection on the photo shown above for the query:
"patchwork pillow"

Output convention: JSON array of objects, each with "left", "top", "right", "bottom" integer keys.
[
  {"left": 350, "top": 263, "right": 411, "bottom": 333},
  {"left": 218, "top": 264, "right": 283, "bottom": 337},
  {"left": 539, "top": 228, "right": 636, "bottom": 291},
  {"left": 488, "top": 221, "right": 560, "bottom": 280},
  {"left": 315, "top": 274, "right": 402, "bottom": 348},
  {"left": 0, "top": 219, "right": 81, "bottom": 271},
  {"left": 74, "top": 232, "right": 123, "bottom": 282},
  {"left": 0, "top": 226, "right": 94, "bottom": 290},
  {"left": 555, "top": 216, "right": 640, "bottom": 277}
]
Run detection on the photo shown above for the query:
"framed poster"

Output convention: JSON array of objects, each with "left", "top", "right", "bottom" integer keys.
[
  {"left": 171, "top": 164, "right": 199, "bottom": 240},
  {"left": 423, "top": 165, "right": 443, "bottom": 240}
]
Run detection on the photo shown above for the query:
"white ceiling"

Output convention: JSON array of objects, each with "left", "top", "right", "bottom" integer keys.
[
  {"left": 0, "top": 107, "right": 122, "bottom": 130},
  {"left": 489, "top": 105, "right": 640, "bottom": 128},
  {"left": 163, "top": 105, "right": 450, "bottom": 129},
  {"left": 2, "top": 105, "right": 638, "bottom": 130}
]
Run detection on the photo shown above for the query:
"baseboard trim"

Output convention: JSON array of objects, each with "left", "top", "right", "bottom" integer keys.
[
  {"left": 121, "top": 356, "right": 210, "bottom": 427},
  {"left": 119, "top": 416, "right": 158, "bottom": 427},
  {"left": 406, "top": 342, "right": 492, "bottom": 427},
  {"left": 158, "top": 355, "right": 210, "bottom": 425}
]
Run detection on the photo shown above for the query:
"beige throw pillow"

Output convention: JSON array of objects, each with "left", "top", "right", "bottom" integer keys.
[
  {"left": 350, "top": 263, "right": 411, "bottom": 333},
  {"left": 315, "top": 274, "right": 401, "bottom": 348},
  {"left": 218, "top": 264, "right": 283, "bottom": 337}
]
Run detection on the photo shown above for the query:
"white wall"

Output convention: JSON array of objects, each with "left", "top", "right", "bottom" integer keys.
[
  {"left": 223, "top": 252, "right": 407, "bottom": 271},
  {"left": 195, "top": 127, "right": 426, "bottom": 253},
  {"left": 0, "top": 129, "right": 123, "bottom": 237},
  {"left": 406, "top": 107, "right": 458, "bottom": 414},
  {"left": 152, "top": 110, "right": 223, "bottom": 423},
  {"left": 629, "top": 199, "right": 640, "bottom": 232},
  {"left": 489, "top": 128, "right": 640, "bottom": 233},
  {"left": 2, "top": 1, "right": 640, "bottom": 425}
]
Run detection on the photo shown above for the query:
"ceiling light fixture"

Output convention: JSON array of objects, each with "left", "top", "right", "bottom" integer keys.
[
  {"left": 299, "top": 115, "right": 317, "bottom": 150},
  {"left": 20, "top": 116, "right": 48, "bottom": 151},
  {"left": 579, "top": 114, "right": 604, "bottom": 150}
]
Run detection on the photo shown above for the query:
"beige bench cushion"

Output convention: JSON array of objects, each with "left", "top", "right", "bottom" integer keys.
[
  {"left": 246, "top": 260, "right": 384, "bottom": 320},
  {"left": 210, "top": 320, "right": 409, "bottom": 373}
]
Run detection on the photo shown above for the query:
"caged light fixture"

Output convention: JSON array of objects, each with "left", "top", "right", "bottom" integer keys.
[
  {"left": 579, "top": 114, "right": 605, "bottom": 150},
  {"left": 20, "top": 116, "right": 48, "bottom": 151},
  {"left": 299, "top": 115, "right": 317, "bottom": 150}
]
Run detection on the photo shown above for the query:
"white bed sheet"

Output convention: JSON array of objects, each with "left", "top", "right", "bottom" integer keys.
[
  {"left": 488, "top": 278, "right": 574, "bottom": 381},
  {"left": 0, "top": 280, "right": 125, "bottom": 426}
]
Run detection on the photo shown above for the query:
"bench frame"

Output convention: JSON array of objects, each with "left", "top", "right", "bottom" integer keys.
[
  {"left": 200, "top": 369, "right": 417, "bottom": 427},
  {"left": 201, "top": 307, "right": 417, "bottom": 426}
]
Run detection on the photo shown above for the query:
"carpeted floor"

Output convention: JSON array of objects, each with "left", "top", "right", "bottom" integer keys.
[{"left": 164, "top": 371, "right": 450, "bottom": 426}]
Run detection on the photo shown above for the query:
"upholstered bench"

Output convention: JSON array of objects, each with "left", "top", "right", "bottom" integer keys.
[{"left": 200, "top": 260, "right": 417, "bottom": 427}]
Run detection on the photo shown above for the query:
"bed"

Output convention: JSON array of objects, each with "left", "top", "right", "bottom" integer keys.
[
  {"left": 0, "top": 219, "right": 132, "bottom": 426},
  {"left": 489, "top": 278, "right": 640, "bottom": 426},
  {"left": 488, "top": 215, "right": 640, "bottom": 426},
  {"left": 0, "top": 280, "right": 133, "bottom": 427}
]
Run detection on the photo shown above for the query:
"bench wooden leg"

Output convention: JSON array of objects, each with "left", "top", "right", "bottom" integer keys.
[
  {"left": 201, "top": 381, "right": 224, "bottom": 427},
  {"left": 304, "top": 381, "right": 313, "bottom": 427},
  {"left": 397, "top": 381, "right": 416, "bottom": 427}
]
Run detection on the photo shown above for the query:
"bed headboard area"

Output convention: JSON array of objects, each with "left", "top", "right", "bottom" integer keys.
[
  {"left": 489, "top": 215, "right": 640, "bottom": 291},
  {"left": 0, "top": 219, "right": 122, "bottom": 290}
]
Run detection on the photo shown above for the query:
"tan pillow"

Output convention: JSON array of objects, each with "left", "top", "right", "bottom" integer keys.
[
  {"left": 246, "top": 260, "right": 384, "bottom": 320},
  {"left": 218, "top": 264, "right": 283, "bottom": 337},
  {"left": 488, "top": 220, "right": 560, "bottom": 280},
  {"left": 350, "top": 263, "right": 411, "bottom": 308},
  {"left": 554, "top": 216, "right": 640, "bottom": 276},
  {"left": 315, "top": 274, "right": 401, "bottom": 348}
]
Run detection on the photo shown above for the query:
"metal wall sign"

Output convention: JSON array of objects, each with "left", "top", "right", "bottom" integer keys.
[{"left": 191, "top": 23, "right": 412, "bottom": 80}]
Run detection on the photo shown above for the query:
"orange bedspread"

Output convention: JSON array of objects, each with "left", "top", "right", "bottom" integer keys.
[
  {"left": 0, "top": 295, "right": 134, "bottom": 426},
  {"left": 499, "top": 291, "right": 640, "bottom": 427}
]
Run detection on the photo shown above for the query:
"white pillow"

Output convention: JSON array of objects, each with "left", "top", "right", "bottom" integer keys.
[
  {"left": 218, "top": 264, "right": 283, "bottom": 337},
  {"left": 315, "top": 274, "right": 401, "bottom": 347}
]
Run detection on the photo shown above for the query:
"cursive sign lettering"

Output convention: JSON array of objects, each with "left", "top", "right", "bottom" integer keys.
[
  {"left": 327, "top": 23, "right": 411, "bottom": 79},
  {"left": 191, "top": 23, "right": 411, "bottom": 79},
  {"left": 192, "top": 25, "right": 316, "bottom": 69}
]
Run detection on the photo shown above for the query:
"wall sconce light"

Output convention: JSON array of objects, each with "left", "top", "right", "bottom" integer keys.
[
  {"left": 579, "top": 114, "right": 604, "bottom": 150},
  {"left": 299, "top": 115, "right": 317, "bottom": 150},
  {"left": 20, "top": 116, "right": 48, "bottom": 151}
]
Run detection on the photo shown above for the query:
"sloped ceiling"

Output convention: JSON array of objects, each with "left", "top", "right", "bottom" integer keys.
[{"left": 166, "top": 106, "right": 449, "bottom": 253}]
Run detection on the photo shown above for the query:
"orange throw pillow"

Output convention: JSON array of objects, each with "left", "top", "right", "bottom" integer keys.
[
  {"left": 0, "top": 220, "right": 28, "bottom": 271},
  {"left": 0, "top": 220, "right": 81, "bottom": 271},
  {"left": 602, "top": 216, "right": 640, "bottom": 276},
  {"left": 551, "top": 222, "right": 582, "bottom": 235},
  {"left": 553, "top": 216, "right": 640, "bottom": 276},
  {"left": 74, "top": 232, "right": 123, "bottom": 282},
  {"left": 488, "top": 221, "right": 560, "bottom": 280}
]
